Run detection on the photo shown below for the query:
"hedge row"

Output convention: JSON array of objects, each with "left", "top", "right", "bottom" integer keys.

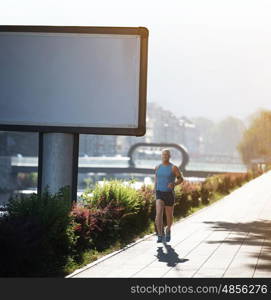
[{"left": 0, "top": 168, "right": 266, "bottom": 277}]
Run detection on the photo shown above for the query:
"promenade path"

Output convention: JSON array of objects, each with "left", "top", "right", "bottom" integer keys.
[{"left": 67, "top": 171, "right": 271, "bottom": 278}]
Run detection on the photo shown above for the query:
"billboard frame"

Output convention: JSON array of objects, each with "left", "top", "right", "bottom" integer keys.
[{"left": 0, "top": 25, "right": 148, "bottom": 137}]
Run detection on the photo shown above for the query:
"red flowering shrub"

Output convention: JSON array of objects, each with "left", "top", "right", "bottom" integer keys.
[
  {"left": 137, "top": 184, "right": 155, "bottom": 218},
  {"left": 174, "top": 182, "right": 194, "bottom": 216},
  {"left": 70, "top": 202, "right": 125, "bottom": 252}
]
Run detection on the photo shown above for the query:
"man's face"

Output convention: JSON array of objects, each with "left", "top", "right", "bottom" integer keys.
[{"left": 161, "top": 151, "right": 170, "bottom": 162}]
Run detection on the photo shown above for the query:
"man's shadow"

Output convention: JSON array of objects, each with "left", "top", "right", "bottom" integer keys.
[{"left": 155, "top": 244, "right": 189, "bottom": 267}]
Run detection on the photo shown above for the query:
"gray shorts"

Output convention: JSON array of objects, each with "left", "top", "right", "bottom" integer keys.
[{"left": 155, "top": 190, "right": 175, "bottom": 206}]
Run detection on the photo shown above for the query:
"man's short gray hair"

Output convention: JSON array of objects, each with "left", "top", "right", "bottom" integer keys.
[{"left": 162, "top": 148, "right": 171, "bottom": 155}]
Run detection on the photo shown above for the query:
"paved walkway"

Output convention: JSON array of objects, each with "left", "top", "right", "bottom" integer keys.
[{"left": 68, "top": 171, "right": 271, "bottom": 278}]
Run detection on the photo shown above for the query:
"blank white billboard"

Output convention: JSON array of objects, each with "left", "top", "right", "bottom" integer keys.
[{"left": 0, "top": 26, "right": 148, "bottom": 136}]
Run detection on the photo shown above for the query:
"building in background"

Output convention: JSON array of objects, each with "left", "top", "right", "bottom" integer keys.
[{"left": 116, "top": 102, "right": 200, "bottom": 157}]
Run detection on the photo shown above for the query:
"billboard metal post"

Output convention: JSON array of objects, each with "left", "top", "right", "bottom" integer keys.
[{"left": 37, "top": 132, "right": 79, "bottom": 203}]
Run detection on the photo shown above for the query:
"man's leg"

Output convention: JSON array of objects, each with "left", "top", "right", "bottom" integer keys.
[
  {"left": 155, "top": 199, "right": 165, "bottom": 236},
  {"left": 165, "top": 205, "right": 174, "bottom": 233}
]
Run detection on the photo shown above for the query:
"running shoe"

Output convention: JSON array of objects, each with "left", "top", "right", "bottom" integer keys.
[
  {"left": 165, "top": 230, "right": 171, "bottom": 242},
  {"left": 157, "top": 235, "right": 163, "bottom": 243}
]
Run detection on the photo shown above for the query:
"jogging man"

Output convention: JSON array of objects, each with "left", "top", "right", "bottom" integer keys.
[{"left": 154, "top": 148, "right": 184, "bottom": 243}]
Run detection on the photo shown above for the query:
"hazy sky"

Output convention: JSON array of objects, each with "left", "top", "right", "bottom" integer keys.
[{"left": 1, "top": 0, "right": 271, "bottom": 121}]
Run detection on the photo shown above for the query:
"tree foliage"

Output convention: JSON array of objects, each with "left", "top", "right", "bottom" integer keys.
[{"left": 238, "top": 110, "right": 271, "bottom": 165}]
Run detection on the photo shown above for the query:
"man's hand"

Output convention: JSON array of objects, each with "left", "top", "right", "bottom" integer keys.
[
  {"left": 172, "top": 165, "right": 184, "bottom": 188},
  {"left": 167, "top": 182, "right": 175, "bottom": 189}
]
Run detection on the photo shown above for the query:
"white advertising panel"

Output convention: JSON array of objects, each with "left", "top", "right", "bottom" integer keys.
[{"left": 0, "top": 26, "right": 148, "bottom": 136}]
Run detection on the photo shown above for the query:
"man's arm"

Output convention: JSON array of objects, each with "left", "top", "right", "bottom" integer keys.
[{"left": 172, "top": 165, "right": 184, "bottom": 188}]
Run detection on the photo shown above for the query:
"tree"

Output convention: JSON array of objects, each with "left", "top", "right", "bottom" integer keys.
[{"left": 238, "top": 110, "right": 271, "bottom": 166}]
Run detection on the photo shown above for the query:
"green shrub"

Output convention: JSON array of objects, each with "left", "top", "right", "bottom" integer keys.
[
  {"left": 119, "top": 184, "right": 154, "bottom": 241},
  {"left": 83, "top": 179, "right": 140, "bottom": 214},
  {"left": 200, "top": 183, "right": 211, "bottom": 205},
  {"left": 217, "top": 174, "right": 229, "bottom": 194},
  {"left": 204, "top": 175, "right": 219, "bottom": 193},
  {"left": 0, "top": 214, "right": 44, "bottom": 276},
  {"left": 2, "top": 186, "right": 77, "bottom": 276}
]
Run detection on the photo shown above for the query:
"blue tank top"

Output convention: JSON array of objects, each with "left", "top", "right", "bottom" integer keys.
[{"left": 156, "top": 162, "right": 176, "bottom": 192}]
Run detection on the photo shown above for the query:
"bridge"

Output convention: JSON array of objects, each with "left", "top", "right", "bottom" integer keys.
[
  {"left": 189, "top": 153, "right": 243, "bottom": 164},
  {"left": 10, "top": 143, "right": 247, "bottom": 179}
]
